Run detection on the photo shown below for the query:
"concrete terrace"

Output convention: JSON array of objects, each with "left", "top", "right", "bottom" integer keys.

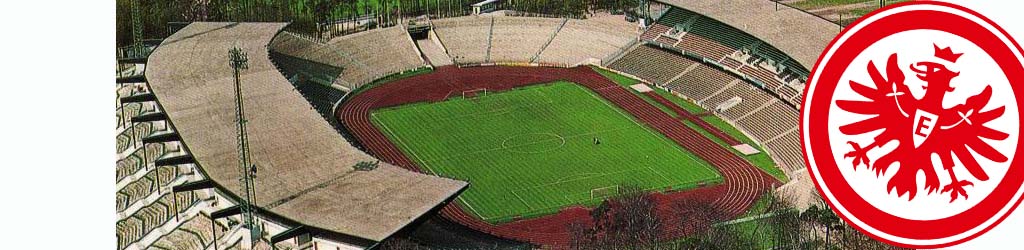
[
  {"left": 663, "top": 0, "right": 838, "bottom": 69},
  {"left": 145, "top": 22, "right": 466, "bottom": 243}
]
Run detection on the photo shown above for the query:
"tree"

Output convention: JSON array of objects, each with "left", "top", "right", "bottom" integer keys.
[
  {"left": 670, "top": 197, "right": 753, "bottom": 250},
  {"left": 569, "top": 184, "right": 661, "bottom": 249}
]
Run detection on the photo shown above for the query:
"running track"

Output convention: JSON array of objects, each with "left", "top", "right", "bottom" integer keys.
[{"left": 337, "top": 66, "right": 779, "bottom": 247}]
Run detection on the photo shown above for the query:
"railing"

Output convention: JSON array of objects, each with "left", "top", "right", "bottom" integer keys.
[{"left": 116, "top": 44, "right": 155, "bottom": 61}]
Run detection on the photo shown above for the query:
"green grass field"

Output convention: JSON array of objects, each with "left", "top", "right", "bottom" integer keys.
[
  {"left": 591, "top": 66, "right": 788, "bottom": 182},
  {"left": 372, "top": 82, "right": 722, "bottom": 223}
]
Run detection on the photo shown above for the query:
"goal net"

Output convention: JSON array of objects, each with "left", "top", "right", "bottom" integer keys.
[
  {"left": 462, "top": 88, "right": 488, "bottom": 99},
  {"left": 590, "top": 185, "right": 619, "bottom": 200}
]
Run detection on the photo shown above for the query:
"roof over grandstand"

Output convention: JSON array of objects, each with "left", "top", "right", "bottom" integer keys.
[
  {"left": 662, "top": 0, "right": 837, "bottom": 68},
  {"left": 145, "top": 22, "right": 466, "bottom": 242}
]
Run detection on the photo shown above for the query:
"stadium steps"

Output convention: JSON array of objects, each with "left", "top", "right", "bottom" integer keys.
[
  {"left": 737, "top": 101, "right": 798, "bottom": 141},
  {"left": 416, "top": 38, "right": 454, "bottom": 66},
  {"left": 116, "top": 143, "right": 169, "bottom": 185},
  {"left": 117, "top": 175, "right": 155, "bottom": 212},
  {"left": 698, "top": 79, "right": 741, "bottom": 105},
  {"left": 640, "top": 23, "right": 671, "bottom": 41},
  {"left": 735, "top": 98, "right": 777, "bottom": 122},
  {"left": 116, "top": 122, "right": 160, "bottom": 155},
  {"left": 530, "top": 18, "right": 569, "bottom": 63},
  {"left": 115, "top": 167, "right": 166, "bottom": 212},
  {"left": 485, "top": 17, "right": 494, "bottom": 63},
  {"left": 765, "top": 126, "right": 799, "bottom": 145},
  {"left": 767, "top": 132, "right": 805, "bottom": 172},
  {"left": 117, "top": 165, "right": 192, "bottom": 217},
  {"left": 602, "top": 40, "right": 641, "bottom": 67},
  {"left": 116, "top": 191, "right": 203, "bottom": 250},
  {"left": 662, "top": 62, "right": 701, "bottom": 88},
  {"left": 149, "top": 213, "right": 226, "bottom": 250},
  {"left": 115, "top": 102, "right": 151, "bottom": 132}
]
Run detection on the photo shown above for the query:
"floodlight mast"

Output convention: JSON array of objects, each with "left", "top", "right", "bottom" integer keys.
[
  {"left": 130, "top": 0, "right": 143, "bottom": 56},
  {"left": 229, "top": 47, "right": 261, "bottom": 246}
]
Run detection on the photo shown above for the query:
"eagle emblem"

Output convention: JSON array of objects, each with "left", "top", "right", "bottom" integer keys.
[
  {"left": 802, "top": 2, "right": 1024, "bottom": 247},
  {"left": 838, "top": 45, "right": 1008, "bottom": 202}
]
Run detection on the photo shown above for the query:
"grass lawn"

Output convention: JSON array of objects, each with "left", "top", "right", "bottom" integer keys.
[
  {"left": 591, "top": 66, "right": 788, "bottom": 182},
  {"left": 372, "top": 82, "right": 722, "bottom": 223}
]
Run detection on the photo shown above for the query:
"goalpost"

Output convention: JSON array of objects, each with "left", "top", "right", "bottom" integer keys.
[
  {"left": 462, "top": 88, "right": 488, "bottom": 99},
  {"left": 590, "top": 185, "right": 620, "bottom": 200}
]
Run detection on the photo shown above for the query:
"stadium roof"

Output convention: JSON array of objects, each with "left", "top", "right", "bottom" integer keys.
[
  {"left": 145, "top": 22, "right": 467, "bottom": 243},
  {"left": 662, "top": 0, "right": 838, "bottom": 69}
]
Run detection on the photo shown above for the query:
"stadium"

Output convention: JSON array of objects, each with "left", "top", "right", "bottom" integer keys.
[{"left": 114, "top": 0, "right": 898, "bottom": 249}]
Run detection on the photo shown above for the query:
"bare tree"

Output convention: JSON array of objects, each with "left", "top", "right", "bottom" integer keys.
[
  {"left": 569, "top": 184, "right": 661, "bottom": 249},
  {"left": 666, "top": 196, "right": 755, "bottom": 250}
]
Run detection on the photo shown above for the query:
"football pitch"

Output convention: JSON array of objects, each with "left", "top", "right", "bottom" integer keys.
[{"left": 371, "top": 82, "right": 722, "bottom": 223}]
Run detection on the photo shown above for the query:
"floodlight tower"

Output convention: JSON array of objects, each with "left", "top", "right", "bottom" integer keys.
[
  {"left": 229, "top": 47, "right": 261, "bottom": 246},
  {"left": 130, "top": 0, "right": 144, "bottom": 56}
]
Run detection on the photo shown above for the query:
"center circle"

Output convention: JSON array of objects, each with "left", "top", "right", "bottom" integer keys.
[{"left": 501, "top": 133, "right": 567, "bottom": 153}]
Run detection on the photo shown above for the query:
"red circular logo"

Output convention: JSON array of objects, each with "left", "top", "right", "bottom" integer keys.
[{"left": 802, "top": 1, "right": 1024, "bottom": 248}]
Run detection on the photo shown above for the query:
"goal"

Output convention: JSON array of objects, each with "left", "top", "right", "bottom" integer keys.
[
  {"left": 462, "top": 88, "right": 488, "bottom": 99},
  {"left": 590, "top": 185, "right": 619, "bottom": 200}
]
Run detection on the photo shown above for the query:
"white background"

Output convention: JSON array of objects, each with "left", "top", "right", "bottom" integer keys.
[
  {"left": 0, "top": 0, "right": 1019, "bottom": 249},
  {"left": 934, "top": 2, "right": 1024, "bottom": 249}
]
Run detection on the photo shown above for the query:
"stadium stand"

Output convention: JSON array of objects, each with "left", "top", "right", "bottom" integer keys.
[
  {"left": 115, "top": 124, "right": 138, "bottom": 153},
  {"left": 641, "top": 6, "right": 811, "bottom": 107},
  {"left": 268, "top": 51, "right": 348, "bottom": 125},
  {"left": 777, "top": 84, "right": 802, "bottom": 100},
  {"left": 116, "top": 164, "right": 186, "bottom": 212},
  {"left": 116, "top": 121, "right": 164, "bottom": 154},
  {"left": 294, "top": 81, "right": 346, "bottom": 119},
  {"left": 611, "top": 4, "right": 819, "bottom": 182},
  {"left": 116, "top": 143, "right": 169, "bottom": 182},
  {"left": 116, "top": 176, "right": 155, "bottom": 212},
  {"left": 702, "top": 82, "right": 775, "bottom": 119},
  {"left": 720, "top": 57, "right": 744, "bottom": 69},
  {"left": 431, "top": 16, "right": 492, "bottom": 63},
  {"left": 739, "top": 64, "right": 784, "bottom": 90},
  {"left": 116, "top": 103, "right": 143, "bottom": 128},
  {"left": 147, "top": 22, "right": 466, "bottom": 245},
  {"left": 665, "top": 63, "right": 735, "bottom": 102},
  {"left": 488, "top": 17, "right": 562, "bottom": 62},
  {"left": 149, "top": 213, "right": 225, "bottom": 250},
  {"left": 417, "top": 39, "right": 454, "bottom": 66},
  {"left": 432, "top": 15, "right": 636, "bottom": 66},
  {"left": 607, "top": 44, "right": 697, "bottom": 85},
  {"left": 117, "top": 191, "right": 200, "bottom": 250},
  {"left": 640, "top": 22, "right": 669, "bottom": 41},
  {"left": 767, "top": 132, "right": 804, "bottom": 172},
  {"left": 736, "top": 101, "right": 799, "bottom": 142},
  {"left": 269, "top": 26, "right": 425, "bottom": 89},
  {"left": 661, "top": 0, "right": 835, "bottom": 69},
  {"left": 535, "top": 18, "right": 635, "bottom": 65},
  {"left": 609, "top": 35, "right": 805, "bottom": 183}
]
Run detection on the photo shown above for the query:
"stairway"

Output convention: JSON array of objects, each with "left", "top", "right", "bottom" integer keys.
[
  {"left": 416, "top": 39, "right": 453, "bottom": 66},
  {"left": 531, "top": 18, "right": 569, "bottom": 63}
]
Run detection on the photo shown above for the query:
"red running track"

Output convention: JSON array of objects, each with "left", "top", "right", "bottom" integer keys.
[
  {"left": 642, "top": 92, "right": 743, "bottom": 146},
  {"left": 336, "top": 66, "right": 779, "bottom": 247}
]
